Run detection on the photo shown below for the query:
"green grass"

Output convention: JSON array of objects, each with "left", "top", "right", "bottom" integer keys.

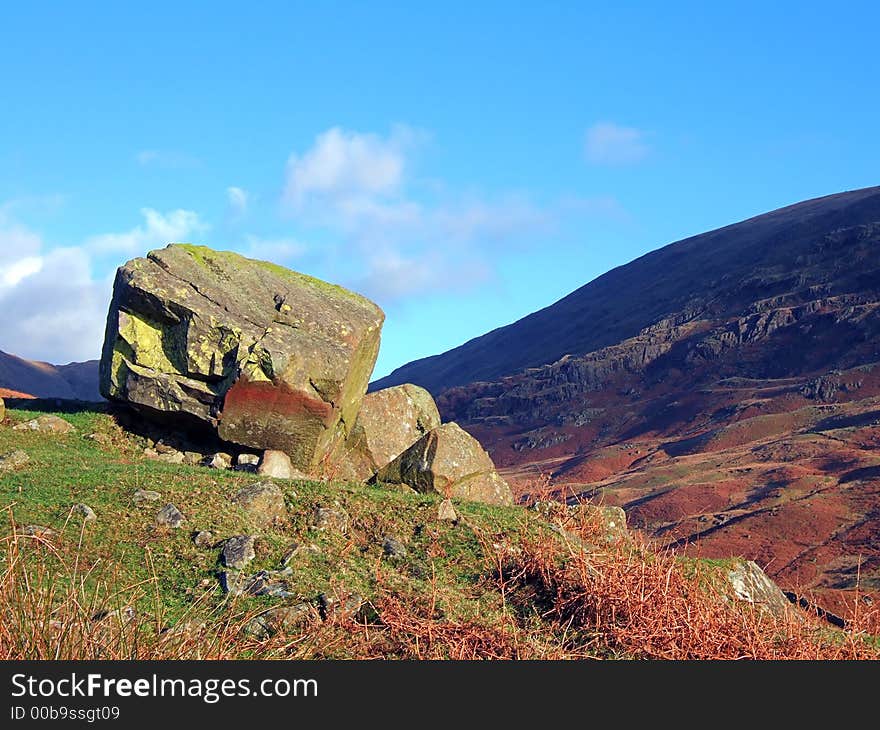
[{"left": 0, "top": 404, "right": 551, "bottom": 629}]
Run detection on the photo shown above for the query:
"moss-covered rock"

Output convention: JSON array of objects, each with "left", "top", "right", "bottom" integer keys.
[
  {"left": 99, "top": 244, "right": 384, "bottom": 472},
  {"left": 374, "top": 422, "right": 513, "bottom": 506}
]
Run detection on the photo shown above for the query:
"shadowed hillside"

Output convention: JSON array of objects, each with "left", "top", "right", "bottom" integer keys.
[{"left": 0, "top": 351, "right": 101, "bottom": 401}]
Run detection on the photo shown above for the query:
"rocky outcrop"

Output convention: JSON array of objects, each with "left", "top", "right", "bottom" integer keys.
[
  {"left": 724, "top": 559, "right": 793, "bottom": 618},
  {"left": 374, "top": 422, "right": 513, "bottom": 505},
  {"left": 100, "top": 244, "right": 384, "bottom": 472}
]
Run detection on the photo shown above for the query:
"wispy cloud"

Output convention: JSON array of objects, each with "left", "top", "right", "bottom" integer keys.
[
  {"left": 584, "top": 121, "right": 650, "bottom": 165},
  {"left": 227, "top": 186, "right": 249, "bottom": 218},
  {"left": 279, "top": 126, "right": 621, "bottom": 305},
  {"left": 243, "top": 235, "right": 307, "bottom": 263},
  {"left": 85, "top": 208, "right": 209, "bottom": 256}
]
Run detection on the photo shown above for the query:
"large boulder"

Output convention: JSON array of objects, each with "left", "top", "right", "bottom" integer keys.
[
  {"left": 374, "top": 422, "right": 513, "bottom": 505},
  {"left": 99, "top": 244, "right": 384, "bottom": 472},
  {"left": 354, "top": 383, "right": 441, "bottom": 470}
]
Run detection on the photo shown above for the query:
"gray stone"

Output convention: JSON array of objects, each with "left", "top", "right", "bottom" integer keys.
[
  {"left": 318, "top": 591, "right": 365, "bottom": 620},
  {"left": 221, "top": 569, "right": 294, "bottom": 598},
  {"left": 193, "top": 530, "right": 214, "bottom": 549},
  {"left": 278, "top": 542, "right": 321, "bottom": 568},
  {"left": 725, "top": 559, "right": 793, "bottom": 618},
  {"left": 72, "top": 503, "right": 97, "bottom": 522},
  {"left": 382, "top": 535, "right": 407, "bottom": 558},
  {"left": 133, "top": 489, "right": 161, "bottom": 505},
  {"left": 232, "top": 481, "right": 287, "bottom": 528},
  {"left": 234, "top": 453, "right": 260, "bottom": 472},
  {"left": 21, "top": 524, "right": 56, "bottom": 539},
  {"left": 155, "top": 503, "right": 184, "bottom": 528},
  {"left": 221, "top": 535, "right": 256, "bottom": 570}
]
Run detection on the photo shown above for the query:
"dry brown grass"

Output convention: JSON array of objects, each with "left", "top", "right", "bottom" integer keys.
[{"left": 2, "top": 504, "right": 878, "bottom": 661}]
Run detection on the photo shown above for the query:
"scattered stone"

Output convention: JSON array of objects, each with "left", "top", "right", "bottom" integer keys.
[
  {"left": 21, "top": 525, "right": 56, "bottom": 539},
  {"left": 157, "top": 450, "right": 185, "bottom": 464},
  {"left": 437, "top": 499, "right": 458, "bottom": 522},
  {"left": 0, "top": 449, "right": 30, "bottom": 472},
  {"left": 570, "top": 503, "right": 629, "bottom": 545},
  {"left": 203, "top": 452, "right": 232, "bottom": 470},
  {"left": 72, "top": 503, "right": 97, "bottom": 523},
  {"left": 92, "top": 605, "right": 137, "bottom": 626},
  {"left": 0, "top": 396, "right": 4, "bottom": 422},
  {"left": 193, "top": 530, "right": 214, "bottom": 549},
  {"left": 278, "top": 542, "right": 321, "bottom": 568},
  {"left": 221, "top": 569, "right": 294, "bottom": 598},
  {"left": 12, "top": 414, "right": 75, "bottom": 434},
  {"left": 154, "top": 441, "right": 177, "bottom": 455},
  {"left": 725, "top": 559, "right": 793, "bottom": 618},
  {"left": 382, "top": 535, "right": 407, "bottom": 558},
  {"left": 155, "top": 503, "right": 184, "bottom": 528},
  {"left": 311, "top": 506, "right": 349, "bottom": 534},
  {"left": 221, "top": 535, "right": 256, "bottom": 570},
  {"left": 231, "top": 481, "right": 287, "bottom": 527},
  {"left": 234, "top": 453, "right": 260, "bottom": 472},
  {"left": 256, "top": 449, "right": 310, "bottom": 479},
  {"left": 182, "top": 451, "right": 203, "bottom": 466},
  {"left": 374, "top": 422, "right": 513, "bottom": 506},
  {"left": 99, "top": 244, "right": 384, "bottom": 473},
  {"left": 133, "top": 489, "right": 161, "bottom": 505},
  {"left": 244, "top": 603, "right": 318, "bottom": 638}
]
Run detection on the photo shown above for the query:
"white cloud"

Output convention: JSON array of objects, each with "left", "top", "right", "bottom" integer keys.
[
  {"left": 227, "top": 186, "right": 249, "bottom": 218},
  {"left": 278, "top": 126, "right": 627, "bottom": 306},
  {"left": 282, "top": 126, "right": 415, "bottom": 212},
  {"left": 86, "top": 208, "right": 209, "bottom": 256},
  {"left": 584, "top": 122, "right": 650, "bottom": 165},
  {"left": 0, "top": 206, "right": 209, "bottom": 364}
]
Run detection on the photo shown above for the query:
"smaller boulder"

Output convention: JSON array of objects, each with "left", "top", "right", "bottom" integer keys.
[
  {"left": 193, "top": 530, "right": 214, "bottom": 549},
  {"left": 157, "top": 450, "right": 185, "bottom": 464},
  {"left": 374, "top": 422, "right": 513, "bottom": 506},
  {"left": 156, "top": 503, "right": 184, "bottom": 528},
  {"left": 278, "top": 542, "right": 320, "bottom": 568},
  {"left": 221, "top": 535, "right": 256, "bottom": 570},
  {"left": 246, "top": 603, "right": 318, "bottom": 638},
  {"left": 232, "top": 482, "right": 287, "bottom": 528},
  {"left": 725, "top": 559, "right": 793, "bottom": 618},
  {"left": 257, "top": 449, "right": 309, "bottom": 479},
  {"left": 203, "top": 452, "right": 232, "bottom": 470},
  {"left": 13, "top": 415, "right": 74, "bottom": 435},
  {"left": 21, "top": 524, "right": 56, "bottom": 539},
  {"left": 0, "top": 396, "right": 5, "bottom": 422},
  {"left": 352, "top": 383, "right": 442, "bottom": 473}
]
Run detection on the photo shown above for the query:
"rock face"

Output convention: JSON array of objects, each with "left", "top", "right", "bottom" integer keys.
[
  {"left": 375, "top": 422, "right": 513, "bottom": 505},
  {"left": 99, "top": 244, "right": 384, "bottom": 472},
  {"left": 353, "top": 384, "right": 441, "bottom": 472}
]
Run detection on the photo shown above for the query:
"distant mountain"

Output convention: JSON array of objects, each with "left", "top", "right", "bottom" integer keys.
[
  {"left": 373, "top": 185, "right": 880, "bottom": 394},
  {"left": 373, "top": 185, "right": 880, "bottom": 617},
  {"left": 0, "top": 351, "right": 102, "bottom": 401}
]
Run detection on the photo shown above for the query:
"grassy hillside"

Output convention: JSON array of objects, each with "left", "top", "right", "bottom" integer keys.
[{"left": 1, "top": 402, "right": 877, "bottom": 660}]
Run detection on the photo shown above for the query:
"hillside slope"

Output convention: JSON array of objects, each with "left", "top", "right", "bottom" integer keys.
[
  {"left": 0, "top": 351, "right": 101, "bottom": 401},
  {"left": 373, "top": 185, "right": 880, "bottom": 394},
  {"left": 376, "top": 185, "right": 880, "bottom": 617}
]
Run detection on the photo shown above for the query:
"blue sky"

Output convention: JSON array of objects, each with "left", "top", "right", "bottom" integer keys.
[{"left": 1, "top": 1, "right": 878, "bottom": 378}]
